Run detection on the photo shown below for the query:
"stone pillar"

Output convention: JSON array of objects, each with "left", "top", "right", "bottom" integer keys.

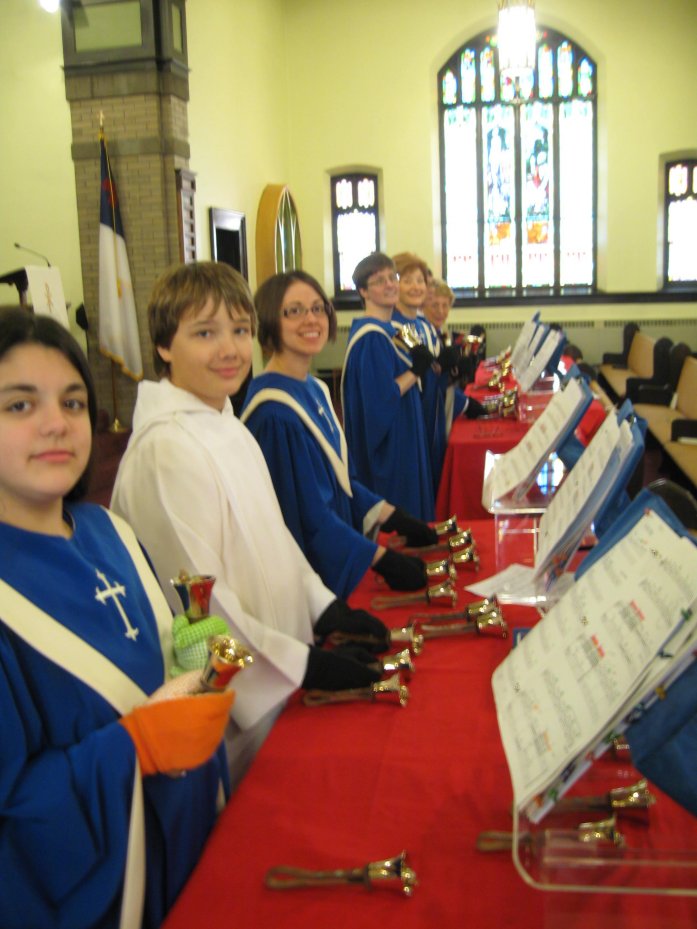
[{"left": 61, "top": 1, "right": 190, "bottom": 424}]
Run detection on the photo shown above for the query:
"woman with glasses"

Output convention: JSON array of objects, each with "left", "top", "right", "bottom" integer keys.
[
  {"left": 341, "top": 252, "right": 436, "bottom": 523},
  {"left": 241, "top": 269, "right": 434, "bottom": 599}
]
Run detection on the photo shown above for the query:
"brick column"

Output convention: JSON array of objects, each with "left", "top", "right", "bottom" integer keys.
[{"left": 64, "top": 53, "right": 190, "bottom": 423}]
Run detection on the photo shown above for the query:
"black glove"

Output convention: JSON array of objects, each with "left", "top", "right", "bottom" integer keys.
[
  {"left": 302, "top": 645, "right": 382, "bottom": 691},
  {"left": 332, "top": 643, "right": 383, "bottom": 670},
  {"left": 373, "top": 549, "right": 427, "bottom": 591},
  {"left": 438, "top": 344, "right": 462, "bottom": 371},
  {"left": 464, "top": 396, "right": 487, "bottom": 419},
  {"left": 409, "top": 343, "right": 435, "bottom": 378},
  {"left": 381, "top": 506, "right": 438, "bottom": 546},
  {"left": 456, "top": 354, "right": 477, "bottom": 385},
  {"left": 314, "top": 599, "right": 389, "bottom": 652}
]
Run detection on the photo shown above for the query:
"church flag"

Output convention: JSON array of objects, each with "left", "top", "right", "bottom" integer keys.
[{"left": 98, "top": 131, "right": 143, "bottom": 380}]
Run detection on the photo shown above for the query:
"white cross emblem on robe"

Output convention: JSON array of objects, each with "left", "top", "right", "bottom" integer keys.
[{"left": 95, "top": 570, "right": 140, "bottom": 640}]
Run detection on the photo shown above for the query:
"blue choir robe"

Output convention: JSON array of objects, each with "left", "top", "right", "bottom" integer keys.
[
  {"left": 391, "top": 310, "right": 464, "bottom": 496},
  {"left": 341, "top": 316, "right": 435, "bottom": 521},
  {"left": 241, "top": 372, "right": 384, "bottom": 598},
  {"left": 0, "top": 504, "right": 227, "bottom": 929}
]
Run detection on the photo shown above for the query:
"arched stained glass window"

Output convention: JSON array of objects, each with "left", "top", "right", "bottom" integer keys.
[
  {"left": 663, "top": 157, "right": 697, "bottom": 287},
  {"left": 438, "top": 27, "right": 597, "bottom": 294},
  {"left": 331, "top": 172, "right": 380, "bottom": 294}
]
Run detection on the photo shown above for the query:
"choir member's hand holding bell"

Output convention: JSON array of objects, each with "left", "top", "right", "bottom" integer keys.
[
  {"left": 381, "top": 507, "right": 438, "bottom": 546},
  {"left": 303, "top": 599, "right": 389, "bottom": 690},
  {"left": 120, "top": 674, "right": 234, "bottom": 776},
  {"left": 409, "top": 343, "right": 435, "bottom": 378}
]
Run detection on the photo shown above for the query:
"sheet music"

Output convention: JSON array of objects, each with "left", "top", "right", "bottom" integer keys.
[
  {"left": 510, "top": 317, "right": 539, "bottom": 369},
  {"left": 534, "top": 414, "right": 628, "bottom": 574},
  {"left": 492, "top": 509, "right": 697, "bottom": 821},
  {"left": 482, "top": 377, "right": 588, "bottom": 509},
  {"left": 516, "top": 329, "right": 564, "bottom": 393}
]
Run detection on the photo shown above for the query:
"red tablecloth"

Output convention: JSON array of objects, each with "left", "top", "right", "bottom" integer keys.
[
  {"left": 163, "top": 523, "right": 697, "bottom": 929},
  {"left": 436, "top": 417, "right": 529, "bottom": 520}
]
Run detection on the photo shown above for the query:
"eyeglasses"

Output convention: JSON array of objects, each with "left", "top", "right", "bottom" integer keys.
[
  {"left": 281, "top": 301, "right": 329, "bottom": 320},
  {"left": 366, "top": 272, "right": 399, "bottom": 288}
]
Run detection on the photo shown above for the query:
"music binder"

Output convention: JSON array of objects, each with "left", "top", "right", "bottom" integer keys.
[
  {"left": 482, "top": 374, "right": 593, "bottom": 511},
  {"left": 492, "top": 499, "right": 697, "bottom": 824}
]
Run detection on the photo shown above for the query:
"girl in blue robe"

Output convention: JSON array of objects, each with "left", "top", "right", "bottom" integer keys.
[
  {"left": 242, "top": 270, "right": 434, "bottom": 599},
  {"left": 0, "top": 309, "right": 230, "bottom": 929}
]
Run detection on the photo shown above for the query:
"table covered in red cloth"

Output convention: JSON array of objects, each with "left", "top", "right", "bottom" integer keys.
[
  {"left": 436, "top": 417, "right": 529, "bottom": 520},
  {"left": 163, "top": 522, "right": 697, "bottom": 929}
]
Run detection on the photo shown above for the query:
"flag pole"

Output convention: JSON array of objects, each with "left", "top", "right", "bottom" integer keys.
[{"left": 109, "top": 360, "right": 128, "bottom": 433}]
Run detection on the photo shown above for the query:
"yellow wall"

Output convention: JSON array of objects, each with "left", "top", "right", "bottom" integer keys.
[
  {"left": 282, "top": 0, "right": 697, "bottom": 294},
  {"left": 0, "top": 3, "right": 82, "bottom": 312},
  {"left": 187, "top": 0, "right": 289, "bottom": 276},
  {"left": 1, "top": 0, "right": 696, "bottom": 316}
]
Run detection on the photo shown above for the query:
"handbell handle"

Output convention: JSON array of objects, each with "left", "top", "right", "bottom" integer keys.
[{"left": 265, "top": 850, "right": 417, "bottom": 896}]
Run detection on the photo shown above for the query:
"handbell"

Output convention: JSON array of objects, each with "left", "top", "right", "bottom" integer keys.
[
  {"left": 425, "top": 558, "right": 457, "bottom": 583},
  {"left": 451, "top": 543, "right": 479, "bottom": 570},
  {"left": 326, "top": 620, "right": 424, "bottom": 653},
  {"left": 389, "top": 621, "right": 425, "bottom": 655},
  {"left": 387, "top": 526, "right": 472, "bottom": 555},
  {"left": 381, "top": 647, "right": 415, "bottom": 679},
  {"left": 433, "top": 515, "right": 459, "bottom": 537},
  {"left": 500, "top": 387, "right": 518, "bottom": 418},
  {"left": 392, "top": 323, "right": 422, "bottom": 352},
  {"left": 171, "top": 569, "right": 216, "bottom": 622},
  {"left": 200, "top": 634, "right": 254, "bottom": 691},
  {"left": 419, "top": 611, "right": 508, "bottom": 640},
  {"left": 371, "top": 580, "right": 457, "bottom": 611},
  {"left": 303, "top": 671, "right": 409, "bottom": 708},
  {"left": 409, "top": 596, "right": 500, "bottom": 623},
  {"left": 487, "top": 370, "right": 503, "bottom": 390},
  {"left": 265, "top": 849, "right": 417, "bottom": 897}
]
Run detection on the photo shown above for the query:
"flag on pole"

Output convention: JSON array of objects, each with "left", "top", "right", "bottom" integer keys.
[{"left": 98, "top": 130, "right": 143, "bottom": 380}]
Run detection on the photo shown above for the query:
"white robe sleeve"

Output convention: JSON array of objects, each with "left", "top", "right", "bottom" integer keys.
[{"left": 112, "top": 422, "right": 328, "bottom": 729}]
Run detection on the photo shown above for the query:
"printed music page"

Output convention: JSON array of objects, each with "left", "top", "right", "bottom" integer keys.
[
  {"left": 492, "top": 510, "right": 697, "bottom": 821},
  {"left": 510, "top": 317, "right": 540, "bottom": 369},
  {"left": 516, "top": 330, "right": 565, "bottom": 393},
  {"left": 482, "top": 377, "right": 588, "bottom": 509}
]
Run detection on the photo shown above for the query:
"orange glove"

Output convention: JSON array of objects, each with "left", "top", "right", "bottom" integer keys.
[{"left": 120, "top": 689, "right": 234, "bottom": 776}]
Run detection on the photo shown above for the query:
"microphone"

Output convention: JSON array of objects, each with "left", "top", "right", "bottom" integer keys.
[{"left": 14, "top": 242, "right": 51, "bottom": 266}]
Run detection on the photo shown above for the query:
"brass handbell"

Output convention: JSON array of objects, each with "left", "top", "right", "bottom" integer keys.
[
  {"left": 418, "top": 611, "right": 508, "bottom": 641},
  {"left": 391, "top": 528, "right": 473, "bottom": 556},
  {"left": 327, "top": 620, "right": 424, "bottom": 654},
  {"left": 265, "top": 849, "right": 418, "bottom": 897},
  {"left": 477, "top": 814, "right": 624, "bottom": 852},
  {"left": 410, "top": 596, "right": 500, "bottom": 622},
  {"left": 371, "top": 580, "right": 457, "bottom": 611},
  {"left": 552, "top": 779, "right": 656, "bottom": 816},
  {"left": 381, "top": 647, "right": 415, "bottom": 679},
  {"left": 171, "top": 569, "right": 216, "bottom": 622},
  {"left": 451, "top": 543, "right": 479, "bottom": 570},
  {"left": 433, "top": 514, "right": 459, "bottom": 537},
  {"left": 425, "top": 558, "right": 457, "bottom": 583},
  {"left": 201, "top": 634, "right": 254, "bottom": 691},
  {"left": 392, "top": 323, "right": 422, "bottom": 353},
  {"left": 500, "top": 386, "right": 518, "bottom": 418},
  {"left": 487, "top": 370, "right": 504, "bottom": 390},
  {"left": 303, "top": 671, "right": 409, "bottom": 708}
]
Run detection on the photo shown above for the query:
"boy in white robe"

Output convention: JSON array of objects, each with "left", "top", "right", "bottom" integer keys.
[{"left": 112, "top": 262, "right": 387, "bottom": 785}]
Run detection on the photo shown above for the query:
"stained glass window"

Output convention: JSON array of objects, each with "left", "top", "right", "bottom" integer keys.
[
  {"left": 438, "top": 27, "right": 597, "bottom": 294},
  {"left": 331, "top": 173, "right": 380, "bottom": 293},
  {"left": 664, "top": 158, "right": 697, "bottom": 286}
]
